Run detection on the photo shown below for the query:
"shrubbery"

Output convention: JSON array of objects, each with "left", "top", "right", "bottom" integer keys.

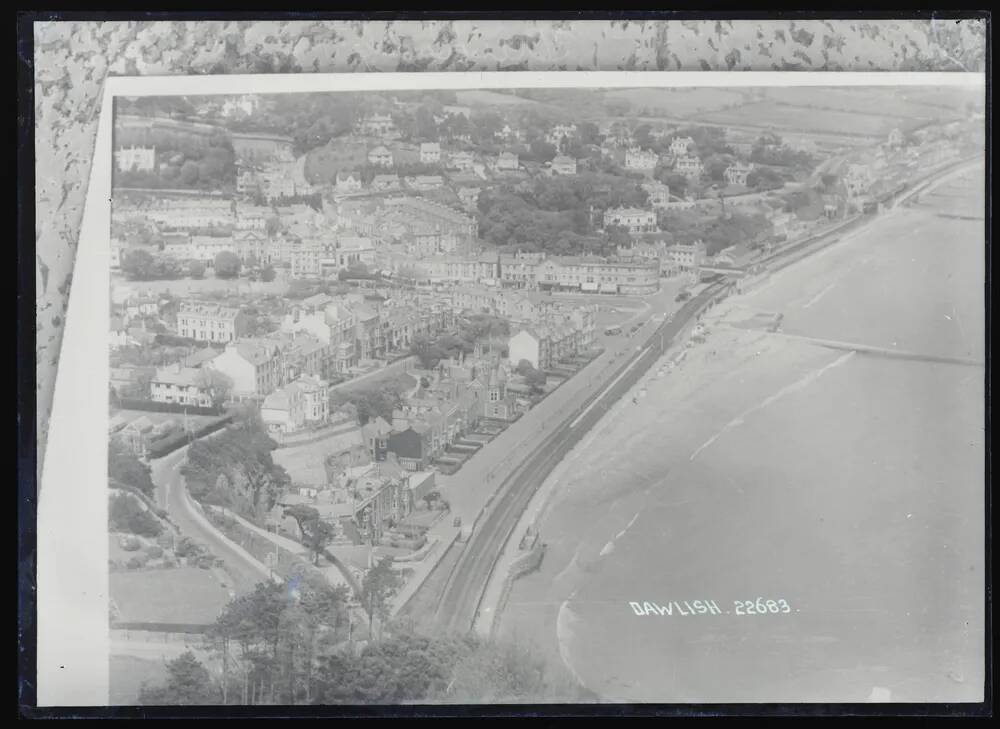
[{"left": 110, "top": 493, "right": 163, "bottom": 538}]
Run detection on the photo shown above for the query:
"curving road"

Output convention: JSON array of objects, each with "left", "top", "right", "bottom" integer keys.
[{"left": 151, "top": 445, "right": 275, "bottom": 597}]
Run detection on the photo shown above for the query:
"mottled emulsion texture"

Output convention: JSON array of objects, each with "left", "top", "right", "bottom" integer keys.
[{"left": 32, "top": 18, "right": 986, "bottom": 474}]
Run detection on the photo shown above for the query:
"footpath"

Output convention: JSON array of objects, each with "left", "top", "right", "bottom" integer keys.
[{"left": 203, "top": 504, "right": 353, "bottom": 590}]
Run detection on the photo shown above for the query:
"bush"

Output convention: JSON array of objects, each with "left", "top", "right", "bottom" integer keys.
[
  {"left": 110, "top": 493, "right": 164, "bottom": 538},
  {"left": 145, "top": 545, "right": 164, "bottom": 559},
  {"left": 175, "top": 537, "right": 204, "bottom": 559},
  {"left": 126, "top": 554, "right": 148, "bottom": 569},
  {"left": 121, "top": 536, "right": 142, "bottom": 552}
]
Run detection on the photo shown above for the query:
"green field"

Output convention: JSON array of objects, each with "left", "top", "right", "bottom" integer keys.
[
  {"left": 602, "top": 87, "right": 748, "bottom": 117},
  {"left": 110, "top": 567, "right": 231, "bottom": 625},
  {"left": 762, "top": 87, "right": 962, "bottom": 124},
  {"left": 700, "top": 102, "right": 920, "bottom": 139}
]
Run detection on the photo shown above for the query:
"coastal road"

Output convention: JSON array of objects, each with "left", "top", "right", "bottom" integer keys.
[
  {"left": 151, "top": 445, "right": 274, "bottom": 597},
  {"left": 433, "top": 283, "right": 727, "bottom": 634}
]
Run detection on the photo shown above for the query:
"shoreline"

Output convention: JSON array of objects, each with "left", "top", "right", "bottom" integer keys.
[{"left": 484, "top": 161, "right": 985, "bottom": 699}]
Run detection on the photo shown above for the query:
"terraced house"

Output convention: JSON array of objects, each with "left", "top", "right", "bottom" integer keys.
[
  {"left": 208, "top": 338, "right": 284, "bottom": 399},
  {"left": 176, "top": 301, "right": 248, "bottom": 343}
]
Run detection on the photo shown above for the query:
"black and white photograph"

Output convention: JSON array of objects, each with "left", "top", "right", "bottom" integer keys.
[{"left": 25, "top": 17, "right": 989, "bottom": 715}]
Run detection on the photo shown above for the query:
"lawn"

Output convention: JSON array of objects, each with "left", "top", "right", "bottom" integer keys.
[{"left": 110, "top": 567, "right": 231, "bottom": 625}]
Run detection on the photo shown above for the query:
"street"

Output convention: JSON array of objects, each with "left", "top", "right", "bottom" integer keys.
[{"left": 150, "top": 446, "right": 274, "bottom": 596}]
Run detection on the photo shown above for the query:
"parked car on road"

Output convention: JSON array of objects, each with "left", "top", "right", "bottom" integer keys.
[{"left": 675, "top": 291, "right": 692, "bottom": 302}]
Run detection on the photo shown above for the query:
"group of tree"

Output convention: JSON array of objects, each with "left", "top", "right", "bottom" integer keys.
[
  {"left": 656, "top": 208, "right": 773, "bottom": 257},
  {"left": 120, "top": 249, "right": 186, "bottom": 281},
  {"left": 140, "top": 614, "right": 591, "bottom": 705},
  {"left": 477, "top": 171, "right": 649, "bottom": 256},
  {"left": 329, "top": 374, "right": 414, "bottom": 426},
  {"left": 282, "top": 504, "right": 337, "bottom": 567},
  {"left": 180, "top": 415, "right": 290, "bottom": 521},
  {"left": 109, "top": 438, "right": 156, "bottom": 498},
  {"left": 409, "top": 314, "right": 510, "bottom": 370},
  {"left": 229, "top": 93, "right": 366, "bottom": 157},
  {"left": 213, "top": 250, "right": 242, "bottom": 279},
  {"left": 108, "top": 491, "right": 163, "bottom": 538},
  {"left": 114, "top": 130, "right": 236, "bottom": 192}
]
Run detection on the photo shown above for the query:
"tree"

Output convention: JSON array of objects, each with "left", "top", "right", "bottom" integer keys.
[
  {"left": 188, "top": 259, "right": 206, "bottom": 279},
  {"left": 283, "top": 504, "right": 335, "bottom": 566},
  {"left": 516, "top": 359, "right": 546, "bottom": 393},
  {"left": 605, "top": 224, "right": 633, "bottom": 250},
  {"left": 260, "top": 265, "right": 277, "bottom": 282},
  {"left": 138, "top": 651, "right": 221, "bottom": 705},
  {"left": 633, "top": 124, "right": 654, "bottom": 148},
  {"left": 746, "top": 166, "right": 784, "bottom": 191},
  {"left": 528, "top": 139, "right": 557, "bottom": 163},
  {"left": 195, "top": 368, "right": 233, "bottom": 408},
  {"left": 109, "top": 439, "right": 156, "bottom": 497},
  {"left": 120, "top": 248, "right": 156, "bottom": 280},
  {"left": 214, "top": 250, "right": 242, "bottom": 279},
  {"left": 361, "top": 557, "right": 403, "bottom": 641},
  {"left": 179, "top": 160, "right": 201, "bottom": 186}
]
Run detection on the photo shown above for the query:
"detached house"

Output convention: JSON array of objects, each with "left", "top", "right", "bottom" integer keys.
[
  {"left": 150, "top": 363, "right": 215, "bottom": 408},
  {"left": 335, "top": 172, "right": 363, "bottom": 194},
  {"left": 724, "top": 162, "right": 754, "bottom": 187},
  {"left": 495, "top": 152, "right": 519, "bottom": 171},
  {"left": 367, "top": 145, "right": 394, "bottom": 168},
  {"left": 419, "top": 142, "right": 441, "bottom": 164},
  {"left": 674, "top": 155, "right": 705, "bottom": 179},
  {"left": 549, "top": 155, "right": 578, "bottom": 175}
]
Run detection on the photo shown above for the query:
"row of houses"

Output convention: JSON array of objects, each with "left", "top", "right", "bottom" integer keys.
[{"left": 390, "top": 251, "right": 661, "bottom": 295}]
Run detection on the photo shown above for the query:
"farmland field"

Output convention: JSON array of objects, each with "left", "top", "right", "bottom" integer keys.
[
  {"left": 699, "top": 102, "right": 922, "bottom": 138},
  {"left": 456, "top": 89, "right": 541, "bottom": 106},
  {"left": 602, "top": 87, "right": 749, "bottom": 117},
  {"left": 762, "top": 87, "right": 962, "bottom": 124}
]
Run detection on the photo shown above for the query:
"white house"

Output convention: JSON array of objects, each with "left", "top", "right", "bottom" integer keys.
[
  {"left": 336, "top": 172, "right": 363, "bottom": 193},
  {"left": 549, "top": 155, "right": 578, "bottom": 175},
  {"left": 508, "top": 329, "right": 547, "bottom": 371},
  {"left": 150, "top": 363, "right": 215, "bottom": 407},
  {"left": 114, "top": 146, "right": 156, "bottom": 172},
  {"left": 419, "top": 142, "right": 441, "bottom": 164},
  {"left": 625, "top": 147, "right": 659, "bottom": 171},
  {"left": 495, "top": 152, "right": 519, "bottom": 171},
  {"left": 603, "top": 207, "right": 658, "bottom": 234},
  {"left": 261, "top": 375, "right": 330, "bottom": 434},
  {"left": 208, "top": 339, "right": 283, "bottom": 399},
  {"left": 724, "top": 162, "right": 754, "bottom": 187},
  {"left": 368, "top": 145, "right": 394, "bottom": 168},
  {"left": 642, "top": 181, "right": 671, "bottom": 209},
  {"left": 669, "top": 136, "right": 695, "bottom": 156},
  {"left": 675, "top": 155, "right": 705, "bottom": 179},
  {"left": 448, "top": 150, "right": 475, "bottom": 171}
]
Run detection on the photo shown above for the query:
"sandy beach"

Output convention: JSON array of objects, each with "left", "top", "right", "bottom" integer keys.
[{"left": 496, "top": 166, "right": 986, "bottom": 703}]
